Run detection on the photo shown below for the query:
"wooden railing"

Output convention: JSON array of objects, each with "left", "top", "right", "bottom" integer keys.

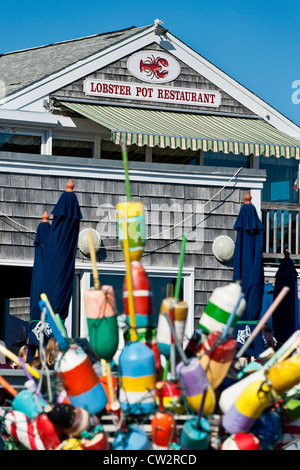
[{"left": 261, "top": 202, "right": 300, "bottom": 260}]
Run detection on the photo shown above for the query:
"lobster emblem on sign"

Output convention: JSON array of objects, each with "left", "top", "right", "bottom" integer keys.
[{"left": 139, "top": 55, "right": 169, "bottom": 80}]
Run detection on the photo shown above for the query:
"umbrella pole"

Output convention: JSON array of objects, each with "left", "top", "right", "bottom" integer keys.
[
  {"left": 170, "top": 234, "right": 187, "bottom": 378},
  {"left": 122, "top": 216, "right": 138, "bottom": 342},
  {"left": 236, "top": 286, "right": 290, "bottom": 358},
  {"left": 88, "top": 230, "right": 100, "bottom": 290},
  {"left": 121, "top": 140, "right": 131, "bottom": 202},
  {"left": 174, "top": 234, "right": 187, "bottom": 302}
]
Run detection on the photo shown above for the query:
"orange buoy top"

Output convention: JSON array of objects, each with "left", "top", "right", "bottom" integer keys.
[
  {"left": 42, "top": 211, "right": 49, "bottom": 223},
  {"left": 244, "top": 191, "right": 252, "bottom": 204},
  {"left": 66, "top": 179, "right": 74, "bottom": 192}
]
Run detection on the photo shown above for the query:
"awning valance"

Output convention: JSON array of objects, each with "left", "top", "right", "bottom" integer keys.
[{"left": 61, "top": 101, "right": 300, "bottom": 158}]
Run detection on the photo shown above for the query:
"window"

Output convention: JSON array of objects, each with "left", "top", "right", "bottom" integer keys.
[
  {"left": 259, "top": 155, "right": 299, "bottom": 203},
  {"left": 52, "top": 139, "right": 94, "bottom": 158},
  {"left": 0, "top": 132, "right": 41, "bottom": 154},
  {"left": 101, "top": 141, "right": 145, "bottom": 161},
  {"left": 203, "top": 150, "right": 249, "bottom": 168},
  {"left": 152, "top": 146, "right": 199, "bottom": 165}
]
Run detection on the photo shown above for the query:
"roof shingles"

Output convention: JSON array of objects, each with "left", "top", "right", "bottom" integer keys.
[{"left": 0, "top": 25, "right": 151, "bottom": 99}]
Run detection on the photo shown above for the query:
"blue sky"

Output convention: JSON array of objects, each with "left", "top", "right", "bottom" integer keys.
[{"left": 1, "top": 0, "right": 300, "bottom": 127}]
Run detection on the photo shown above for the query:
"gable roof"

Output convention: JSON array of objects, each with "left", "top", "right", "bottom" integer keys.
[
  {"left": 0, "top": 25, "right": 151, "bottom": 100},
  {"left": 0, "top": 21, "right": 299, "bottom": 141}
]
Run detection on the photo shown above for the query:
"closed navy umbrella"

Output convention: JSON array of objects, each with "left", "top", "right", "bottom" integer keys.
[
  {"left": 29, "top": 211, "right": 51, "bottom": 323},
  {"left": 272, "top": 250, "right": 298, "bottom": 347},
  {"left": 233, "top": 192, "right": 265, "bottom": 357},
  {"left": 27, "top": 211, "right": 52, "bottom": 359},
  {"left": 40, "top": 179, "right": 82, "bottom": 321}
]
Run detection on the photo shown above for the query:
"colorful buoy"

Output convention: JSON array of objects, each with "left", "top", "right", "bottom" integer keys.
[
  {"left": 157, "top": 297, "right": 188, "bottom": 359},
  {"left": 84, "top": 285, "right": 119, "bottom": 362},
  {"left": 123, "top": 261, "right": 155, "bottom": 328},
  {"left": 222, "top": 379, "right": 272, "bottom": 434},
  {"left": 176, "top": 357, "right": 215, "bottom": 415},
  {"left": 118, "top": 340, "right": 156, "bottom": 415},
  {"left": 198, "top": 282, "right": 246, "bottom": 335},
  {"left": 54, "top": 343, "right": 108, "bottom": 414},
  {"left": 116, "top": 202, "right": 146, "bottom": 261},
  {"left": 4, "top": 410, "right": 45, "bottom": 450},
  {"left": 220, "top": 433, "right": 260, "bottom": 450},
  {"left": 199, "top": 330, "right": 237, "bottom": 389},
  {"left": 113, "top": 425, "right": 150, "bottom": 450}
]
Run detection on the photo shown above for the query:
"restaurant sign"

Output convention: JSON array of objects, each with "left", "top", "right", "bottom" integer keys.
[{"left": 84, "top": 79, "right": 221, "bottom": 108}]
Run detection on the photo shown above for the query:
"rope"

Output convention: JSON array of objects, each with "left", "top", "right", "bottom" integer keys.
[{"left": 0, "top": 166, "right": 243, "bottom": 249}]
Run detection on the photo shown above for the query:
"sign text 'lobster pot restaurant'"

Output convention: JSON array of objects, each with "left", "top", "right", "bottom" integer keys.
[
  {"left": 84, "top": 79, "right": 221, "bottom": 107},
  {"left": 83, "top": 50, "right": 221, "bottom": 107}
]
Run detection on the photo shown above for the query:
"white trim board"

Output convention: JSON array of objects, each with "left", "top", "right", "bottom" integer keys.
[{"left": 0, "top": 158, "right": 266, "bottom": 188}]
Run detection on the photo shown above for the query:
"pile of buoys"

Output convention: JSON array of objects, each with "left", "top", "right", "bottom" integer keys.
[{"left": 2, "top": 143, "right": 300, "bottom": 451}]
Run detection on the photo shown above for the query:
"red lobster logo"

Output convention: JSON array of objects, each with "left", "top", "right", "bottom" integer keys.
[{"left": 139, "top": 55, "right": 169, "bottom": 80}]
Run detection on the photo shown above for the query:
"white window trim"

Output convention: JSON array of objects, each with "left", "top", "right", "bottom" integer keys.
[
  {"left": 77, "top": 263, "right": 195, "bottom": 343},
  {"left": 0, "top": 126, "right": 52, "bottom": 155}
]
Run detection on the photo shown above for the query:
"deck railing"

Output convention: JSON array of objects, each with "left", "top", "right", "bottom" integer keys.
[{"left": 261, "top": 202, "right": 300, "bottom": 261}]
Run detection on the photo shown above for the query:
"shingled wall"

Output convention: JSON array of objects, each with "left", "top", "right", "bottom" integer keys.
[{"left": 0, "top": 154, "right": 257, "bottom": 327}]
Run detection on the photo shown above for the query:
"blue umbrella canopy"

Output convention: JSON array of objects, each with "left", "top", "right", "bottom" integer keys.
[
  {"left": 272, "top": 250, "right": 298, "bottom": 346},
  {"left": 40, "top": 179, "right": 82, "bottom": 321},
  {"left": 233, "top": 192, "right": 265, "bottom": 357},
  {"left": 27, "top": 212, "right": 52, "bottom": 359},
  {"left": 29, "top": 211, "right": 51, "bottom": 323}
]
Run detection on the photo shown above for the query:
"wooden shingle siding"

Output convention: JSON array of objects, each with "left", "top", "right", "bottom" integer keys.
[
  {"left": 52, "top": 43, "right": 255, "bottom": 116},
  {"left": 0, "top": 165, "right": 250, "bottom": 328}
]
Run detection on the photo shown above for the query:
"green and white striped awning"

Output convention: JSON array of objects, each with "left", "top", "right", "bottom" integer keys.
[{"left": 61, "top": 101, "right": 300, "bottom": 158}]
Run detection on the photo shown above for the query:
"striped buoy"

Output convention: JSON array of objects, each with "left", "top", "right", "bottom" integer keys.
[
  {"left": 35, "top": 413, "right": 65, "bottom": 450},
  {"left": 116, "top": 202, "right": 146, "bottom": 261},
  {"left": 123, "top": 261, "right": 155, "bottom": 328},
  {"left": 4, "top": 410, "right": 45, "bottom": 450},
  {"left": 176, "top": 357, "right": 215, "bottom": 414},
  {"left": 220, "top": 433, "right": 260, "bottom": 450},
  {"left": 157, "top": 298, "right": 188, "bottom": 359},
  {"left": 119, "top": 341, "right": 156, "bottom": 415},
  {"left": 222, "top": 379, "right": 272, "bottom": 434},
  {"left": 199, "top": 331, "right": 237, "bottom": 389},
  {"left": 198, "top": 282, "right": 246, "bottom": 335},
  {"left": 84, "top": 285, "right": 119, "bottom": 361},
  {"left": 54, "top": 343, "right": 107, "bottom": 414}
]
